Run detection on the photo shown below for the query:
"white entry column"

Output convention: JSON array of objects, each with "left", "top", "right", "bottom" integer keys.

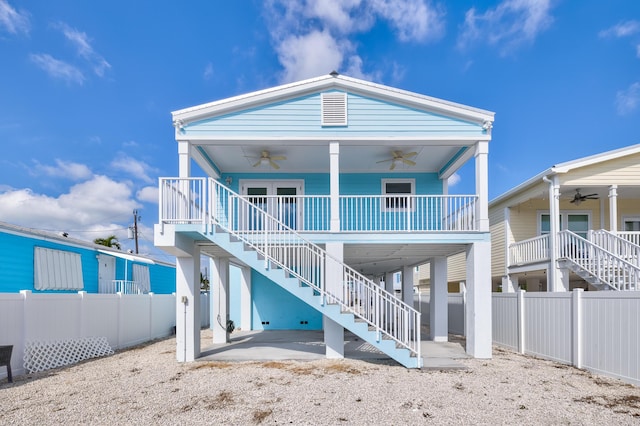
[
  {"left": 211, "top": 256, "right": 230, "bottom": 344},
  {"left": 430, "top": 257, "right": 448, "bottom": 342},
  {"left": 609, "top": 185, "right": 618, "bottom": 233},
  {"left": 324, "top": 242, "right": 344, "bottom": 359},
  {"left": 465, "top": 241, "right": 492, "bottom": 358},
  {"left": 175, "top": 243, "right": 201, "bottom": 362}
]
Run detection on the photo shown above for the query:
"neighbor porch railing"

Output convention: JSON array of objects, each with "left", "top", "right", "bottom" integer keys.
[
  {"left": 618, "top": 231, "right": 640, "bottom": 247},
  {"left": 509, "top": 234, "right": 550, "bottom": 266},
  {"left": 100, "top": 280, "right": 145, "bottom": 295},
  {"left": 588, "top": 230, "right": 640, "bottom": 266}
]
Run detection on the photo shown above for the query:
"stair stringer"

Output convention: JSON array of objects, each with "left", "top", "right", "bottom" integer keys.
[{"left": 203, "top": 228, "right": 422, "bottom": 368}]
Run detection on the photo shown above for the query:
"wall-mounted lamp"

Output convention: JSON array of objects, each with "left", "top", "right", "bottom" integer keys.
[{"left": 225, "top": 176, "right": 233, "bottom": 185}]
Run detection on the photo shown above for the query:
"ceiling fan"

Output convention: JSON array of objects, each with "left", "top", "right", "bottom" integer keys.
[
  {"left": 249, "top": 150, "right": 286, "bottom": 170},
  {"left": 570, "top": 189, "right": 599, "bottom": 205},
  {"left": 376, "top": 150, "right": 417, "bottom": 170}
]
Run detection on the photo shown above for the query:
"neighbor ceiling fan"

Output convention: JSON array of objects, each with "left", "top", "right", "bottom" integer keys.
[
  {"left": 376, "top": 150, "right": 417, "bottom": 170},
  {"left": 570, "top": 189, "right": 599, "bottom": 205},
  {"left": 249, "top": 150, "right": 286, "bottom": 170}
]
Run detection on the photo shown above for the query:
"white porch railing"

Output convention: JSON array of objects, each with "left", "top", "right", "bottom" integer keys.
[
  {"left": 101, "top": 280, "right": 146, "bottom": 295},
  {"left": 509, "top": 235, "right": 550, "bottom": 266},
  {"left": 588, "top": 230, "right": 640, "bottom": 266},
  {"left": 558, "top": 230, "right": 640, "bottom": 291},
  {"left": 158, "top": 177, "right": 478, "bottom": 232},
  {"left": 618, "top": 231, "right": 640, "bottom": 247},
  {"left": 339, "top": 195, "right": 477, "bottom": 232}
]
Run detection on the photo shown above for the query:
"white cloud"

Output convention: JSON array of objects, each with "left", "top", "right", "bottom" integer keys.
[
  {"left": 33, "top": 159, "right": 92, "bottom": 180},
  {"left": 370, "top": 0, "right": 445, "bottom": 42},
  {"left": 277, "top": 30, "right": 345, "bottom": 82},
  {"left": 447, "top": 173, "right": 461, "bottom": 187},
  {"left": 0, "top": 0, "right": 29, "bottom": 35},
  {"left": 29, "top": 53, "right": 85, "bottom": 85},
  {"left": 0, "top": 176, "right": 138, "bottom": 235},
  {"left": 203, "top": 62, "right": 214, "bottom": 80},
  {"left": 265, "top": 0, "right": 445, "bottom": 83},
  {"left": 458, "top": 0, "right": 554, "bottom": 54},
  {"left": 136, "top": 186, "right": 159, "bottom": 204},
  {"left": 599, "top": 20, "right": 640, "bottom": 38},
  {"left": 110, "top": 154, "right": 156, "bottom": 184},
  {"left": 53, "top": 22, "right": 111, "bottom": 77},
  {"left": 616, "top": 82, "right": 640, "bottom": 115}
]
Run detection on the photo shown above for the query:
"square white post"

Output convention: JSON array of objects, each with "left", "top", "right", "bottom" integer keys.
[
  {"left": 517, "top": 289, "right": 526, "bottom": 354},
  {"left": 572, "top": 288, "right": 583, "bottom": 368},
  {"left": 430, "top": 257, "right": 448, "bottom": 342},
  {"left": 609, "top": 185, "right": 618, "bottom": 233},
  {"left": 240, "top": 265, "right": 252, "bottom": 331},
  {"left": 329, "top": 142, "right": 340, "bottom": 232},
  {"left": 465, "top": 241, "right": 492, "bottom": 358},
  {"left": 402, "top": 265, "right": 415, "bottom": 307},
  {"left": 475, "top": 141, "right": 489, "bottom": 232},
  {"left": 175, "top": 244, "right": 201, "bottom": 362},
  {"left": 211, "top": 256, "right": 230, "bottom": 344},
  {"left": 324, "top": 242, "right": 344, "bottom": 358}
]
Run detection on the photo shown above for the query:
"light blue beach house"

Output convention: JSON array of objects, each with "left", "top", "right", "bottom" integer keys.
[{"left": 155, "top": 73, "right": 495, "bottom": 367}]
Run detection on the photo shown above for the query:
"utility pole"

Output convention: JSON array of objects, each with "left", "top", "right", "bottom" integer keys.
[{"left": 132, "top": 210, "right": 141, "bottom": 254}]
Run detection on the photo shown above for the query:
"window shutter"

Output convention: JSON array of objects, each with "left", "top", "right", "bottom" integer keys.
[
  {"left": 321, "top": 92, "right": 347, "bottom": 126},
  {"left": 34, "top": 247, "right": 84, "bottom": 290}
]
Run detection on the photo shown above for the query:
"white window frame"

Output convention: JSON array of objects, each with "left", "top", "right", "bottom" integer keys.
[
  {"left": 34, "top": 246, "right": 84, "bottom": 290},
  {"left": 622, "top": 216, "right": 640, "bottom": 232},
  {"left": 537, "top": 210, "right": 592, "bottom": 236},
  {"left": 381, "top": 178, "right": 415, "bottom": 212}
]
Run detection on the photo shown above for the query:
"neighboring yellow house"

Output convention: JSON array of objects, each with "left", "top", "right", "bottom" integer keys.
[{"left": 424, "top": 144, "right": 640, "bottom": 292}]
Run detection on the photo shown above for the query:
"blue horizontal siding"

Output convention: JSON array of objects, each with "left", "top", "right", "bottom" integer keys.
[
  {"left": 0, "top": 230, "right": 175, "bottom": 294},
  {"left": 184, "top": 92, "right": 484, "bottom": 138}
]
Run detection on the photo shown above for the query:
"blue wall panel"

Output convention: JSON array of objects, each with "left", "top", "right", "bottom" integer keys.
[
  {"left": 184, "top": 92, "right": 485, "bottom": 138},
  {"left": 250, "top": 271, "right": 322, "bottom": 330},
  {"left": 149, "top": 263, "right": 176, "bottom": 294}
]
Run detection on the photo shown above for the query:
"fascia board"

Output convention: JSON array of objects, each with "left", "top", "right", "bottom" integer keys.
[
  {"left": 438, "top": 147, "right": 475, "bottom": 180},
  {"left": 173, "top": 74, "right": 495, "bottom": 126},
  {"left": 176, "top": 135, "right": 491, "bottom": 144}
]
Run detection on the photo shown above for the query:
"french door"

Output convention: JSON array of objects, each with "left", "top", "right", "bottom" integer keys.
[{"left": 240, "top": 180, "right": 303, "bottom": 230}]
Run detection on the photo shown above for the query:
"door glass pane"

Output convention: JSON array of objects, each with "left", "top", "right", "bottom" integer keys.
[
  {"left": 568, "top": 214, "right": 589, "bottom": 238},
  {"left": 624, "top": 220, "right": 640, "bottom": 231},
  {"left": 247, "top": 187, "right": 267, "bottom": 230},
  {"left": 277, "top": 187, "right": 297, "bottom": 229}
]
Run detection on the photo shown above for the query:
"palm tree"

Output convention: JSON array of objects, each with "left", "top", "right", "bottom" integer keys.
[{"left": 94, "top": 235, "right": 121, "bottom": 250}]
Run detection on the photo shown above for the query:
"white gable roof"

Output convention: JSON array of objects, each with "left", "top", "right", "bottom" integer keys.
[{"left": 490, "top": 143, "right": 640, "bottom": 206}]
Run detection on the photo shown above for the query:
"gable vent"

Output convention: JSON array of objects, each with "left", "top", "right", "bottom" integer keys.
[{"left": 321, "top": 92, "right": 347, "bottom": 126}]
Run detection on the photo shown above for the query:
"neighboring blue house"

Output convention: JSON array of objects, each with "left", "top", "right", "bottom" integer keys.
[
  {"left": 155, "top": 73, "right": 494, "bottom": 368},
  {"left": 0, "top": 221, "right": 175, "bottom": 294}
]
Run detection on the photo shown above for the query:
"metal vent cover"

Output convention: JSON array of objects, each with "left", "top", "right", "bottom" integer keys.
[{"left": 321, "top": 92, "right": 347, "bottom": 126}]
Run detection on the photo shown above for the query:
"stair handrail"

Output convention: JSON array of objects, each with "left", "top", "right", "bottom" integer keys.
[
  {"left": 557, "top": 230, "right": 640, "bottom": 291},
  {"left": 589, "top": 229, "right": 640, "bottom": 267},
  {"left": 207, "top": 178, "right": 421, "bottom": 358}
]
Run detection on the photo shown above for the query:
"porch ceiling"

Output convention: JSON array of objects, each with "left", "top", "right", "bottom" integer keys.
[{"left": 196, "top": 143, "right": 466, "bottom": 174}]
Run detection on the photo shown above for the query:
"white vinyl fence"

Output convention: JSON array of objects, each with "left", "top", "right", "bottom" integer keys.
[
  {"left": 414, "top": 291, "right": 465, "bottom": 336},
  {"left": 492, "top": 290, "right": 640, "bottom": 387},
  {"left": 0, "top": 291, "right": 182, "bottom": 380}
]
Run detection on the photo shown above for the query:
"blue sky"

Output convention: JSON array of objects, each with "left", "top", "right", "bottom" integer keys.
[{"left": 1, "top": 0, "right": 639, "bottom": 260}]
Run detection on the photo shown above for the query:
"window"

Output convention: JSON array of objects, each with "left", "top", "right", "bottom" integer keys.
[
  {"left": 538, "top": 212, "right": 590, "bottom": 238},
  {"left": 623, "top": 217, "right": 640, "bottom": 231},
  {"left": 133, "top": 264, "right": 150, "bottom": 293},
  {"left": 382, "top": 179, "right": 415, "bottom": 211},
  {"left": 34, "top": 247, "right": 84, "bottom": 290}
]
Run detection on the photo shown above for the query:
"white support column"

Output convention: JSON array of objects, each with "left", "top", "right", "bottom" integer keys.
[
  {"left": 385, "top": 271, "right": 395, "bottom": 295},
  {"left": 430, "top": 257, "right": 448, "bottom": 342},
  {"left": 504, "top": 207, "right": 511, "bottom": 275},
  {"left": 544, "top": 175, "right": 560, "bottom": 292},
  {"left": 465, "top": 241, "right": 492, "bottom": 358},
  {"left": 324, "top": 242, "right": 344, "bottom": 358},
  {"left": 609, "top": 185, "right": 618, "bottom": 233},
  {"left": 402, "top": 265, "right": 415, "bottom": 307},
  {"left": 211, "top": 257, "right": 230, "bottom": 344},
  {"left": 329, "top": 142, "right": 340, "bottom": 232},
  {"left": 502, "top": 275, "right": 517, "bottom": 293},
  {"left": 240, "top": 266, "right": 252, "bottom": 331},
  {"left": 475, "top": 141, "right": 489, "bottom": 232},
  {"left": 175, "top": 244, "right": 201, "bottom": 362},
  {"left": 178, "top": 141, "right": 191, "bottom": 178}
]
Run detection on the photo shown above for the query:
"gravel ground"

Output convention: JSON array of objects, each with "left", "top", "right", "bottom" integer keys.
[{"left": 1, "top": 330, "right": 639, "bottom": 425}]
